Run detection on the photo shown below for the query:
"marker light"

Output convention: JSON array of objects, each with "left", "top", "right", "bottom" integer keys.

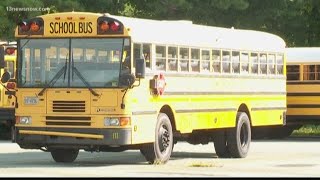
[
  {"left": 19, "top": 21, "right": 30, "bottom": 32},
  {"left": 30, "top": 21, "right": 40, "bottom": 32},
  {"left": 5, "top": 47, "right": 15, "bottom": 55},
  {"left": 110, "top": 21, "right": 120, "bottom": 31},
  {"left": 6, "top": 82, "right": 16, "bottom": 89},
  {"left": 120, "top": 117, "right": 130, "bottom": 126},
  {"left": 99, "top": 21, "right": 110, "bottom": 32}
]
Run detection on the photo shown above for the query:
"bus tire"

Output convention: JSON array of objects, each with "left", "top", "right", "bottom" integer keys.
[
  {"left": 50, "top": 149, "right": 79, "bottom": 163},
  {"left": 11, "top": 126, "right": 15, "bottom": 143},
  {"left": 140, "top": 113, "right": 173, "bottom": 164},
  {"left": 227, "top": 112, "right": 251, "bottom": 158},
  {"left": 213, "top": 130, "right": 231, "bottom": 158}
]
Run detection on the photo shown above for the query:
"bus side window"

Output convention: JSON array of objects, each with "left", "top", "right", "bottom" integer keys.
[
  {"left": 155, "top": 45, "right": 166, "bottom": 71},
  {"left": 201, "top": 50, "right": 210, "bottom": 72},
  {"left": 179, "top": 47, "right": 189, "bottom": 72},
  {"left": 240, "top": 52, "right": 249, "bottom": 74},
  {"left": 251, "top": 53, "right": 258, "bottom": 74},
  {"left": 191, "top": 48, "right": 200, "bottom": 72},
  {"left": 168, "top": 46, "right": 178, "bottom": 71},
  {"left": 133, "top": 43, "right": 141, "bottom": 68},
  {"left": 143, "top": 44, "right": 151, "bottom": 69},
  {"left": 268, "top": 54, "right": 276, "bottom": 75},
  {"left": 212, "top": 50, "right": 221, "bottom": 73},
  {"left": 276, "top": 54, "right": 284, "bottom": 75},
  {"left": 232, "top": 51, "right": 240, "bottom": 74},
  {"left": 133, "top": 43, "right": 151, "bottom": 69},
  {"left": 303, "top": 65, "right": 316, "bottom": 80},
  {"left": 286, "top": 65, "right": 300, "bottom": 81},
  {"left": 222, "top": 51, "right": 230, "bottom": 73},
  {"left": 259, "top": 53, "right": 267, "bottom": 74}
]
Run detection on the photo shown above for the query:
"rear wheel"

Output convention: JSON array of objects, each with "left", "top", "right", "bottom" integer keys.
[
  {"left": 140, "top": 113, "right": 173, "bottom": 164},
  {"left": 227, "top": 112, "right": 251, "bottom": 158},
  {"left": 50, "top": 149, "right": 79, "bottom": 163}
]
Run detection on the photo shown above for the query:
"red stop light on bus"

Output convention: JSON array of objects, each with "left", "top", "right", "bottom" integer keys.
[{"left": 97, "top": 16, "right": 123, "bottom": 34}]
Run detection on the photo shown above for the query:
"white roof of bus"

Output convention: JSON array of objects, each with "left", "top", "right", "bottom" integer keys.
[
  {"left": 111, "top": 15, "right": 286, "bottom": 53},
  {"left": 286, "top": 47, "right": 320, "bottom": 63}
]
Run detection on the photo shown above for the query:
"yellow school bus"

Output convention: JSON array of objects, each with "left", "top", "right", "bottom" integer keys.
[
  {"left": 0, "top": 42, "right": 17, "bottom": 139},
  {"left": 14, "top": 12, "right": 286, "bottom": 164},
  {"left": 286, "top": 47, "right": 320, "bottom": 133}
]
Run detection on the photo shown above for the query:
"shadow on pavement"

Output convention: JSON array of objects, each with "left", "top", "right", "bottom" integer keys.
[{"left": 0, "top": 149, "right": 219, "bottom": 168}]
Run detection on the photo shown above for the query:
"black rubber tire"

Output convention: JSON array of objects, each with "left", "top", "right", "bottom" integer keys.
[
  {"left": 214, "top": 130, "right": 231, "bottom": 158},
  {"left": 11, "top": 126, "right": 15, "bottom": 142},
  {"left": 227, "top": 112, "right": 251, "bottom": 158},
  {"left": 140, "top": 113, "right": 173, "bottom": 164},
  {"left": 51, "top": 149, "right": 79, "bottom": 163}
]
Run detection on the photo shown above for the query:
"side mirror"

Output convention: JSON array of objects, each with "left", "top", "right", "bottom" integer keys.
[
  {"left": 135, "top": 58, "right": 145, "bottom": 79},
  {"left": 119, "top": 73, "right": 135, "bottom": 87},
  {"left": 0, "top": 47, "right": 4, "bottom": 68}
]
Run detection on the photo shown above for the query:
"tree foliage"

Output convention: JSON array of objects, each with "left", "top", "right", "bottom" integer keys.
[{"left": 0, "top": 0, "right": 319, "bottom": 47}]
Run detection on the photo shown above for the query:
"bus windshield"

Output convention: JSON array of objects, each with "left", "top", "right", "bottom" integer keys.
[{"left": 18, "top": 38, "right": 130, "bottom": 88}]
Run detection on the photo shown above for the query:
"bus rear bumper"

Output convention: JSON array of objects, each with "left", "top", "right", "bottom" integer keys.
[{"left": 15, "top": 127, "right": 132, "bottom": 149}]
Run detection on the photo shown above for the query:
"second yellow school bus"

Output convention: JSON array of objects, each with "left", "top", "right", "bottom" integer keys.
[
  {"left": 0, "top": 42, "right": 17, "bottom": 139},
  {"left": 286, "top": 47, "right": 320, "bottom": 133},
  {"left": 14, "top": 12, "right": 286, "bottom": 164}
]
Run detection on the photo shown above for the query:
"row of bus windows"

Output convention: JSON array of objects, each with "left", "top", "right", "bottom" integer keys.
[
  {"left": 287, "top": 65, "right": 320, "bottom": 81},
  {"left": 134, "top": 43, "right": 284, "bottom": 75}
]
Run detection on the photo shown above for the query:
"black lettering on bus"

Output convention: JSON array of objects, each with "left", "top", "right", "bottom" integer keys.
[
  {"left": 68, "top": 22, "right": 73, "bottom": 33},
  {"left": 63, "top": 22, "right": 68, "bottom": 34},
  {"left": 49, "top": 21, "right": 92, "bottom": 34},
  {"left": 84, "top": 22, "right": 88, "bottom": 33},
  {"left": 88, "top": 22, "right": 92, "bottom": 33},
  {"left": 59, "top": 22, "right": 63, "bottom": 34},
  {"left": 49, "top": 22, "right": 54, "bottom": 33},
  {"left": 79, "top": 22, "right": 83, "bottom": 33},
  {"left": 73, "top": 22, "right": 78, "bottom": 33}
]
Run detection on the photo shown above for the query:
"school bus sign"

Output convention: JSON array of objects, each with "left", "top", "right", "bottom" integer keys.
[{"left": 16, "top": 12, "right": 127, "bottom": 37}]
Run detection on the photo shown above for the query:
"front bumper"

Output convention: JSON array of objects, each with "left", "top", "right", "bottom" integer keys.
[{"left": 15, "top": 127, "right": 132, "bottom": 149}]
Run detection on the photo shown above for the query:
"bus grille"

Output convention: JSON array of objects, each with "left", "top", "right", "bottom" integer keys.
[
  {"left": 45, "top": 116, "right": 91, "bottom": 126},
  {"left": 52, "top": 101, "right": 86, "bottom": 112}
]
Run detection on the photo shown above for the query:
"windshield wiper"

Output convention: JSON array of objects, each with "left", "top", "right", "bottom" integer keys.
[
  {"left": 70, "top": 53, "right": 99, "bottom": 97},
  {"left": 72, "top": 66, "right": 99, "bottom": 97},
  {"left": 38, "top": 55, "right": 68, "bottom": 96}
]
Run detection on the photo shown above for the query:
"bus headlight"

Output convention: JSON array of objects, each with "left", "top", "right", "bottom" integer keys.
[
  {"left": 24, "top": 97, "right": 39, "bottom": 105},
  {"left": 104, "top": 117, "right": 120, "bottom": 126},
  {"left": 18, "top": 116, "right": 32, "bottom": 125},
  {"left": 104, "top": 117, "right": 131, "bottom": 126}
]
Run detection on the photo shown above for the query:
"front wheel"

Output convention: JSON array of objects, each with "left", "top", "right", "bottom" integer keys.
[
  {"left": 227, "top": 112, "right": 251, "bottom": 158},
  {"left": 50, "top": 149, "right": 79, "bottom": 163},
  {"left": 140, "top": 113, "right": 173, "bottom": 164}
]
